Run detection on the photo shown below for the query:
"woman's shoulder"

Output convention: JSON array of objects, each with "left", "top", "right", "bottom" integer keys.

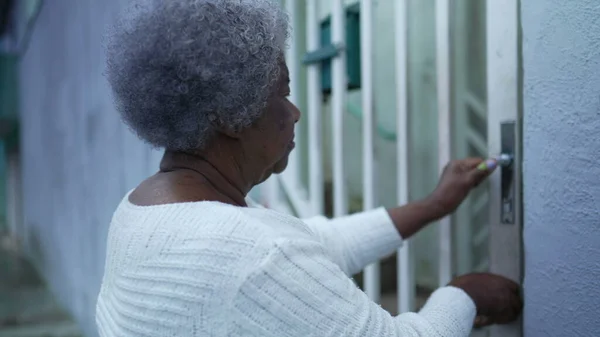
[
  {"left": 98, "top": 208, "right": 333, "bottom": 336},
  {"left": 101, "top": 196, "right": 323, "bottom": 297},
  {"left": 109, "top": 192, "right": 316, "bottom": 252}
]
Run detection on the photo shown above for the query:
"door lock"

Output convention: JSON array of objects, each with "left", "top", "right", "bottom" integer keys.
[
  {"left": 498, "top": 122, "right": 516, "bottom": 224},
  {"left": 497, "top": 153, "right": 513, "bottom": 167}
]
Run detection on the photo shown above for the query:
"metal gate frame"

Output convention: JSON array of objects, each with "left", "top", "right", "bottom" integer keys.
[{"left": 264, "top": 4, "right": 523, "bottom": 336}]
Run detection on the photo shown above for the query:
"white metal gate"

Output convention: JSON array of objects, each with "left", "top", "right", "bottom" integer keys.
[
  {"left": 452, "top": 0, "right": 490, "bottom": 276},
  {"left": 262, "top": 1, "right": 522, "bottom": 335}
]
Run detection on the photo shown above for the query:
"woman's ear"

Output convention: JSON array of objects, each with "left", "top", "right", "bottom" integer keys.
[{"left": 209, "top": 114, "right": 243, "bottom": 139}]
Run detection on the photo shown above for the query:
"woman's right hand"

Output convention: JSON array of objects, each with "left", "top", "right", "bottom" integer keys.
[{"left": 449, "top": 273, "right": 523, "bottom": 328}]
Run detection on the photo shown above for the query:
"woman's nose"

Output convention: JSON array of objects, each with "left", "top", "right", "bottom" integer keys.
[{"left": 291, "top": 103, "right": 301, "bottom": 123}]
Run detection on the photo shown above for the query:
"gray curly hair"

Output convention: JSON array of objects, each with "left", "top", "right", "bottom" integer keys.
[{"left": 105, "top": 0, "right": 290, "bottom": 150}]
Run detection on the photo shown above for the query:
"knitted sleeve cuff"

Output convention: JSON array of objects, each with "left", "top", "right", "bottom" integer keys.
[{"left": 418, "top": 286, "right": 477, "bottom": 336}]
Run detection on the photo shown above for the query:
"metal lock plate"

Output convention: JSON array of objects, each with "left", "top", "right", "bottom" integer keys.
[{"left": 499, "top": 121, "right": 516, "bottom": 224}]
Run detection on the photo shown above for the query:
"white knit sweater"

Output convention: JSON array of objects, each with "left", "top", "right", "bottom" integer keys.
[{"left": 96, "top": 192, "right": 476, "bottom": 336}]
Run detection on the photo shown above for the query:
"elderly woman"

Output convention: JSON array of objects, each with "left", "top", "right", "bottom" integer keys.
[{"left": 97, "top": 0, "right": 522, "bottom": 336}]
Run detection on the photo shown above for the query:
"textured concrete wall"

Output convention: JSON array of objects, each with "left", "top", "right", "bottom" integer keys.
[
  {"left": 17, "top": 1, "right": 162, "bottom": 336},
  {"left": 522, "top": 1, "right": 600, "bottom": 336}
]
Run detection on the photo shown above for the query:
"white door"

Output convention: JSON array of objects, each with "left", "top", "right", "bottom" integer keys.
[
  {"left": 486, "top": 0, "right": 523, "bottom": 336},
  {"left": 452, "top": 0, "right": 490, "bottom": 277},
  {"left": 453, "top": 0, "right": 522, "bottom": 335}
]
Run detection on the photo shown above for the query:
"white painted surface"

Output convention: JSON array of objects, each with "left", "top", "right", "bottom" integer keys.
[
  {"left": 487, "top": 0, "right": 522, "bottom": 336},
  {"left": 435, "top": 0, "right": 453, "bottom": 287},
  {"left": 314, "top": 0, "right": 443, "bottom": 290},
  {"left": 451, "top": 0, "right": 473, "bottom": 277},
  {"left": 394, "top": 0, "right": 415, "bottom": 313},
  {"left": 330, "top": 0, "right": 348, "bottom": 218},
  {"left": 276, "top": 0, "right": 314, "bottom": 218},
  {"left": 521, "top": 0, "right": 600, "bottom": 336},
  {"left": 305, "top": 0, "right": 324, "bottom": 216},
  {"left": 360, "top": 0, "right": 380, "bottom": 303}
]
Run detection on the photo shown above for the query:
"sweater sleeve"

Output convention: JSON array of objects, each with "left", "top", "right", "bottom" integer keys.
[
  {"left": 302, "top": 208, "right": 402, "bottom": 275},
  {"left": 231, "top": 238, "right": 476, "bottom": 337}
]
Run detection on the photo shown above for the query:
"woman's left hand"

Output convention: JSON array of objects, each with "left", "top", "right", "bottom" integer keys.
[
  {"left": 385, "top": 157, "right": 498, "bottom": 239},
  {"left": 427, "top": 158, "right": 497, "bottom": 217}
]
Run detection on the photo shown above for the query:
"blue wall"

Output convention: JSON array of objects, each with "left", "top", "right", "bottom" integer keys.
[
  {"left": 18, "top": 1, "right": 162, "bottom": 336},
  {"left": 522, "top": 0, "right": 600, "bottom": 336}
]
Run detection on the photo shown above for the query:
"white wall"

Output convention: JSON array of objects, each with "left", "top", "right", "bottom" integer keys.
[
  {"left": 18, "top": 1, "right": 161, "bottom": 335},
  {"left": 521, "top": 0, "right": 600, "bottom": 335}
]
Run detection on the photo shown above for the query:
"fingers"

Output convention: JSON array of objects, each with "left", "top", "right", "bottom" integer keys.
[
  {"left": 473, "top": 315, "right": 491, "bottom": 328},
  {"left": 475, "top": 158, "right": 498, "bottom": 172},
  {"left": 494, "top": 295, "right": 523, "bottom": 325},
  {"left": 493, "top": 280, "right": 524, "bottom": 326},
  {"left": 470, "top": 273, "right": 523, "bottom": 327},
  {"left": 461, "top": 157, "right": 486, "bottom": 169},
  {"left": 512, "top": 287, "right": 524, "bottom": 318},
  {"left": 467, "top": 158, "right": 497, "bottom": 187},
  {"left": 499, "top": 274, "right": 521, "bottom": 293},
  {"left": 456, "top": 157, "right": 497, "bottom": 172}
]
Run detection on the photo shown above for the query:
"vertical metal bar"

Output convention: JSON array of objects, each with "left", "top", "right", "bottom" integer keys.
[
  {"left": 395, "top": 0, "right": 414, "bottom": 313},
  {"left": 487, "top": 0, "right": 522, "bottom": 336},
  {"left": 306, "top": 0, "right": 324, "bottom": 215},
  {"left": 360, "top": 0, "right": 380, "bottom": 303},
  {"left": 451, "top": 0, "right": 474, "bottom": 276},
  {"left": 283, "top": 0, "right": 300, "bottom": 190},
  {"left": 436, "top": 0, "right": 453, "bottom": 287},
  {"left": 331, "top": 0, "right": 348, "bottom": 217}
]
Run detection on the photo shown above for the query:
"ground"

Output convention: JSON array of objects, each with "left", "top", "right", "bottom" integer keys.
[{"left": 0, "top": 236, "right": 83, "bottom": 337}]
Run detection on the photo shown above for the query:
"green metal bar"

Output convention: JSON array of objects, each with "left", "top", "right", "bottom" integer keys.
[{"left": 302, "top": 44, "right": 342, "bottom": 65}]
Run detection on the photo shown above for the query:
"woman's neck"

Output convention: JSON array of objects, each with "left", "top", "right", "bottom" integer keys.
[{"left": 159, "top": 151, "right": 250, "bottom": 207}]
